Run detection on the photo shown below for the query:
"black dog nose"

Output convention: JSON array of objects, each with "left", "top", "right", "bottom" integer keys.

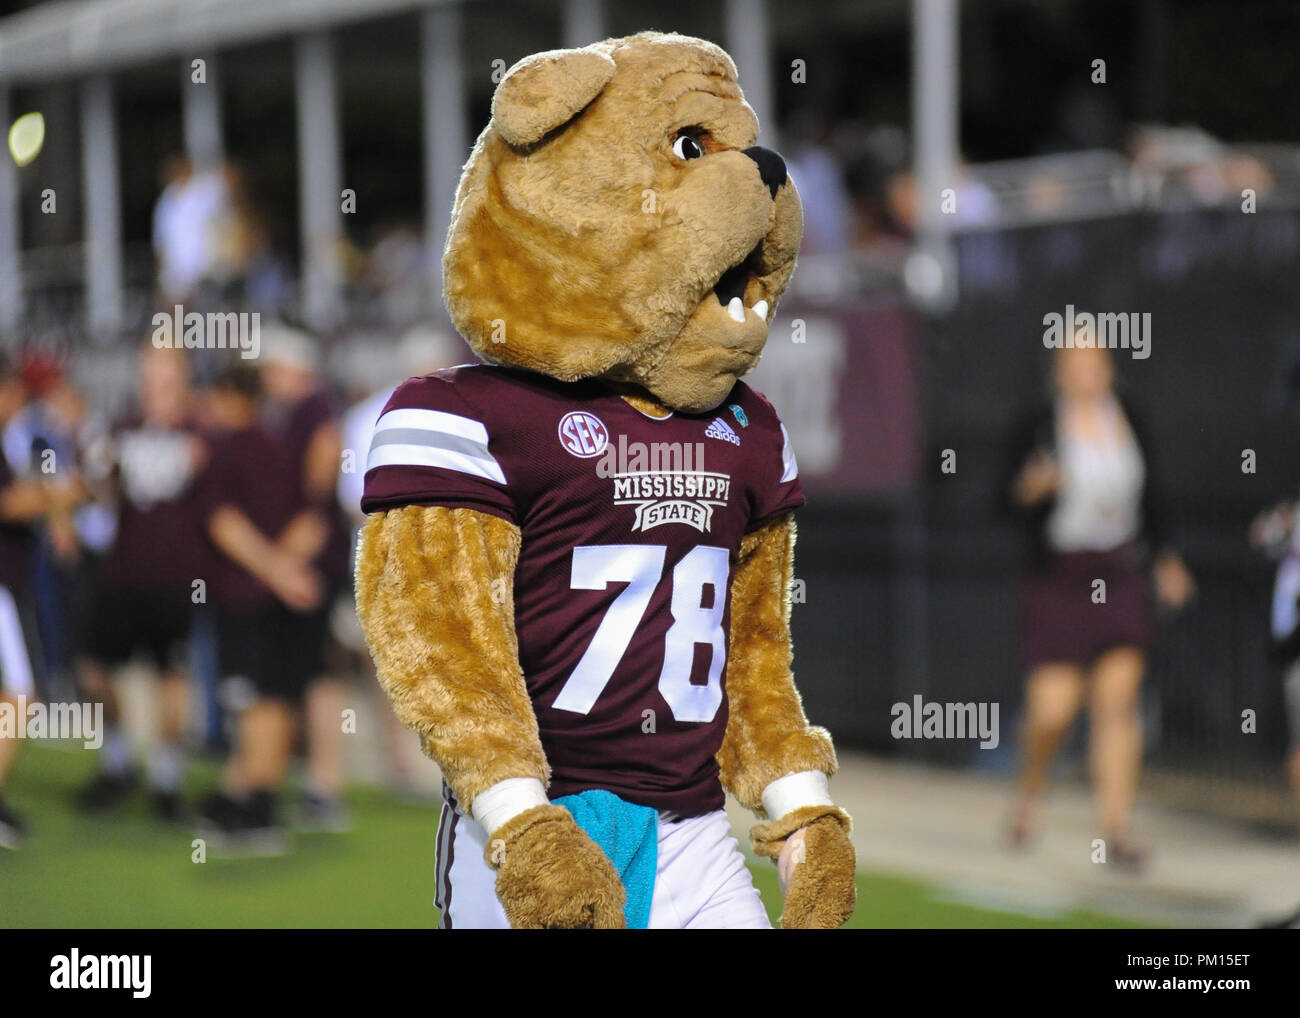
[{"left": 742, "top": 146, "right": 787, "bottom": 200}]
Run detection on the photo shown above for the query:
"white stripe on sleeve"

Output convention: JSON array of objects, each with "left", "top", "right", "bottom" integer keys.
[
  {"left": 372, "top": 407, "right": 491, "bottom": 445},
  {"left": 779, "top": 424, "right": 799, "bottom": 483},
  {"left": 367, "top": 407, "right": 507, "bottom": 484},
  {"left": 367, "top": 442, "right": 507, "bottom": 484}
]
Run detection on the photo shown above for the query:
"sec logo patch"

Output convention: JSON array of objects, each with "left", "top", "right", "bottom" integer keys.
[{"left": 558, "top": 411, "right": 609, "bottom": 458}]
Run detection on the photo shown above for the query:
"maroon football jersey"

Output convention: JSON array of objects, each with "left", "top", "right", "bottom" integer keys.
[
  {"left": 196, "top": 423, "right": 300, "bottom": 611},
  {"left": 263, "top": 390, "right": 351, "bottom": 579},
  {"left": 102, "top": 416, "right": 206, "bottom": 596},
  {"left": 361, "top": 364, "right": 804, "bottom": 816}
]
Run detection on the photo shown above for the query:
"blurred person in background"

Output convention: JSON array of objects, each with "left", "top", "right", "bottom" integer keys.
[
  {"left": 1005, "top": 343, "right": 1194, "bottom": 868},
  {"left": 3, "top": 354, "right": 94, "bottom": 701},
  {"left": 153, "top": 155, "right": 226, "bottom": 307},
  {"left": 842, "top": 125, "right": 912, "bottom": 257},
  {"left": 361, "top": 223, "right": 430, "bottom": 327},
  {"left": 0, "top": 354, "right": 78, "bottom": 848},
  {"left": 783, "top": 109, "right": 854, "bottom": 256},
  {"left": 259, "top": 324, "right": 352, "bottom": 831},
  {"left": 194, "top": 361, "right": 322, "bottom": 853},
  {"left": 239, "top": 183, "right": 292, "bottom": 317},
  {"left": 73, "top": 343, "right": 206, "bottom": 820},
  {"left": 208, "top": 162, "right": 258, "bottom": 305},
  {"left": 31, "top": 366, "right": 107, "bottom": 700},
  {"left": 1250, "top": 495, "right": 1300, "bottom": 819},
  {"left": 1249, "top": 493, "right": 1300, "bottom": 927}
]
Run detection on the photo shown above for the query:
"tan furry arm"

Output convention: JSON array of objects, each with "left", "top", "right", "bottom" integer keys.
[
  {"left": 717, "top": 513, "right": 838, "bottom": 815},
  {"left": 355, "top": 504, "right": 550, "bottom": 812}
]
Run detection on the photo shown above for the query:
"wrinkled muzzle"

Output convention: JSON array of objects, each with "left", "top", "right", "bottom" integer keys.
[{"left": 624, "top": 148, "right": 804, "bottom": 414}]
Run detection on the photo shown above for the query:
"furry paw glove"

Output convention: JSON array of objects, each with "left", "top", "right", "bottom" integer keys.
[
  {"left": 752, "top": 804, "right": 856, "bottom": 929},
  {"left": 488, "top": 803, "right": 627, "bottom": 929}
]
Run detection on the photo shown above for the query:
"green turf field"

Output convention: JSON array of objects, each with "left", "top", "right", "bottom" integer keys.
[{"left": 0, "top": 743, "right": 1146, "bottom": 928}]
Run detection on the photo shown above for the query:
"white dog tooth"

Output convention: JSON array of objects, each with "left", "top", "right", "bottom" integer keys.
[
  {"left": 727, "top": 297, "right": 745, "bottom": 323},
  {"left": 751, "top": 300, "right": 769, "bottom": 319}
]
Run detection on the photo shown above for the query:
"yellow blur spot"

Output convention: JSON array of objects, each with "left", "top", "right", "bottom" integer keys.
[{"left": 8, "top": 112, "right": 45, "bottom": 167}]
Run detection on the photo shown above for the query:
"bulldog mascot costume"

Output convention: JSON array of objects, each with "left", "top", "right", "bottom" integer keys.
[{"left": 356, "top": 31, "right": 856, "bottom": 929}]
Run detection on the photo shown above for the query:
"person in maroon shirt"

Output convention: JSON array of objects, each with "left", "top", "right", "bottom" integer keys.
[
  {"left": 75, "top": 344, "right": 206, "bottom": 820},
  {"left": 259, "top": 326, "right": 350, "bottom": 831},
  {"left": 194, "top": 361, "right": 323, "bottom": 852},
  {"left": 0, "top": 355, "right": 79, "bottom": 849}
]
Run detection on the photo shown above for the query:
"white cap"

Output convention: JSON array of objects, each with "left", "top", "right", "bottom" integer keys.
[
  {"left": 258, "top": 321, "right": 320, "bottom": 373},
  {"left": 396, "top": 323, "right": 464, "bottom": 378}
]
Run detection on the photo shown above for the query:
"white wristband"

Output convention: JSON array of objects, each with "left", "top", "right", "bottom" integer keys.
[
  {"left": 470, "top": 777, "right": 549, "bottom": 838},
  {"left": 761, "top": 770, "right": 833, "bottom": 820}
]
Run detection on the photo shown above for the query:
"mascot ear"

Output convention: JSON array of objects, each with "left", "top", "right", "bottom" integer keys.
[{"left": 491, "top": 47, "right": 616, "bottom": 147}]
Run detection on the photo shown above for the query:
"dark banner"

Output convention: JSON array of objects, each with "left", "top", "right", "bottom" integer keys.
[
  {"left": 748, "top": 299, "right": 922, "bottom": 498},
  {"left": 0, "top": 928, "right": 1288, "bottom": 1004}
]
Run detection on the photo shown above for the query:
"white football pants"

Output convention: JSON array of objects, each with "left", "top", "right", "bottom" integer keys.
[{"left": 433, "top": 787, "right": 771, "bottom": 930}]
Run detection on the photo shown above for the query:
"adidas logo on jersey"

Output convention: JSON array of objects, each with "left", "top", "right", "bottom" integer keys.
[{"left": 705, "top": 417, "right": 740, "bottom": 445}]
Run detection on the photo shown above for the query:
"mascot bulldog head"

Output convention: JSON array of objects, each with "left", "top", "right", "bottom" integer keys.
[{"left": 443, "top": 31, "right": 803, "bottom": 413}]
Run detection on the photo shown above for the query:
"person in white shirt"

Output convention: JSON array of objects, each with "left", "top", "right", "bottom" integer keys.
[{"left": 1007, "top": 343, "right": 1194, "bottom": 869}]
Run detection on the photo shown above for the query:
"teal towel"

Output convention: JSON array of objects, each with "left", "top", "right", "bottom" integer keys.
[{"left": 553, "top": 789, "right": 658, "bottom": 929}]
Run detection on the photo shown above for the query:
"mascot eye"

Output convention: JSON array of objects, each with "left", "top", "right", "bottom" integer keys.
[{"left": 672, "top": 133, "right": 705, "bottom": 160}]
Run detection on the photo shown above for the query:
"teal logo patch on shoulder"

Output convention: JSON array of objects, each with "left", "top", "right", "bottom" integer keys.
[{"left": 728, "top": 404, "right": 748, "bottom": 429}]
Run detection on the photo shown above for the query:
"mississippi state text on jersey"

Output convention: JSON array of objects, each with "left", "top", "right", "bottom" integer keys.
[{"left": 361, "top": 364, "right": 803, "bottom": 816}]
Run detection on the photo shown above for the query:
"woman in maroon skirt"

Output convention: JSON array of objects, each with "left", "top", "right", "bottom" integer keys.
[{"left": 1006, "top": 344, "right": 1194, "bottom": 868}]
